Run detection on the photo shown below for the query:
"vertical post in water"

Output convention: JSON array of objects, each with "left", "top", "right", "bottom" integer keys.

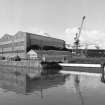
[{"left": 101, "top": 63, "right": 105, "bottom": 82}]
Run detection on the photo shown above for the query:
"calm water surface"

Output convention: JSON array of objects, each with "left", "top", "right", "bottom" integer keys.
[{"left": 0, "top": 67, "right": 105, "bottom": 105}]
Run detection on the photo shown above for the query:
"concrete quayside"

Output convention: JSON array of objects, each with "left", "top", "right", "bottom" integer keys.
[
  {"left": 0, "top": 60, "right": 62, "bottom": 79},
  {"left": 59, "top": 63, "right": 102, "bottom": 73},
  {"left": 0, "top": 60, "right": 42, "bottom": 79},
  {"left": 0, "top": 59, "right": 105, "bottom": 81},
  {"left": 59, "top": 62, "right": 105, "bottom": 82}
]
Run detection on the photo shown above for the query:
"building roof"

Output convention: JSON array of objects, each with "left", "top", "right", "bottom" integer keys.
[{"left": 0, "top": 31, "right": 64, "bottom": 43}]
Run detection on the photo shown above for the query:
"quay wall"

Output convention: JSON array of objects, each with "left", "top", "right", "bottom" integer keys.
[
  {"left": 0, "top": 59, "right": 41, "bottom": 67},
  {"left": 0, "top": 60, "right": 42, "bottom": 77}
]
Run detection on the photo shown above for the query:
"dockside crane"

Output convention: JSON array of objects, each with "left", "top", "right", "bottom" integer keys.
[{"left": 74, "top": 16, "right": 86, "bottom": 54}]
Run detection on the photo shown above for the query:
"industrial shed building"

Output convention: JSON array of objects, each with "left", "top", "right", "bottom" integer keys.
[
  {"left": 0, "top": 31, "right": 66, "bottom": 59},
  {"left": 26, "top": 32, "right": 65, "bottom": 51}
]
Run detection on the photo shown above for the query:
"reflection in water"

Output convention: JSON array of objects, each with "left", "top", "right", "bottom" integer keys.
[
  {"left": 26, "top": 74, "right": 69, "bottom": 96},
  {"left": 0, "top": 66, "right": 69, "bottom": 97},
  {"left": 74, "top": 75, "right": 84, "bottom": 105},
  {"left": 1, "top": 66, "right": 105, "bottom": 105}
]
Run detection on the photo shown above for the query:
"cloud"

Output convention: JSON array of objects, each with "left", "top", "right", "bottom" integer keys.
[
  {"left": 22, "top": 27, "right": 45, "bottom": 35},
  {"left": 63, "top": 27, "right": 105, "bottom": 49}
]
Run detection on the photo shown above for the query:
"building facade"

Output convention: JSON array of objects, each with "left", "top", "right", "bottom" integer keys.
[
  {"left": 0, "top": 31, "right": 66, "bottom": 59},
  {"left": 0, "top": 31, "right": 26, "bottom": 59}
]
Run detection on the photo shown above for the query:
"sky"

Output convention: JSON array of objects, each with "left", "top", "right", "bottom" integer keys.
[{"left": 0, "top": 0, "right": 105, "bottom": 49}]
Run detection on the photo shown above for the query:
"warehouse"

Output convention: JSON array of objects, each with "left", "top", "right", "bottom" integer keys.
[
  {"left": 0, "top": 31, "right": 67, "bottom": 60},
  {"left": 26, "top": 32, "right": 65, "bottom": 51}
]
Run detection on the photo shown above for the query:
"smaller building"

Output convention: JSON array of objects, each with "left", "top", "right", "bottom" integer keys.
[
  {"left": 27, "top": 50, "right": 71, "bottom": 63},
  {"left": 27, "top": 50, "right": 38, "bottom": 59}
]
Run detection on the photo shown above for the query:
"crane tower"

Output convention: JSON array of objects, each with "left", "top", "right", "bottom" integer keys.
[{"left": 74, "top": 16, "right": 86, "bottom": 55}]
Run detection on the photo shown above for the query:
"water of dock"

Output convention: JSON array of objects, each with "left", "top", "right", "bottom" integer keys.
[{"left": 0, "top": 66, "right": 104, "bottom": 105}]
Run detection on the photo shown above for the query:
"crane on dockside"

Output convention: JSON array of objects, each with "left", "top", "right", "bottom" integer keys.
[{"left": 74, "top": 16, "right": 86, "bottom": 55}]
